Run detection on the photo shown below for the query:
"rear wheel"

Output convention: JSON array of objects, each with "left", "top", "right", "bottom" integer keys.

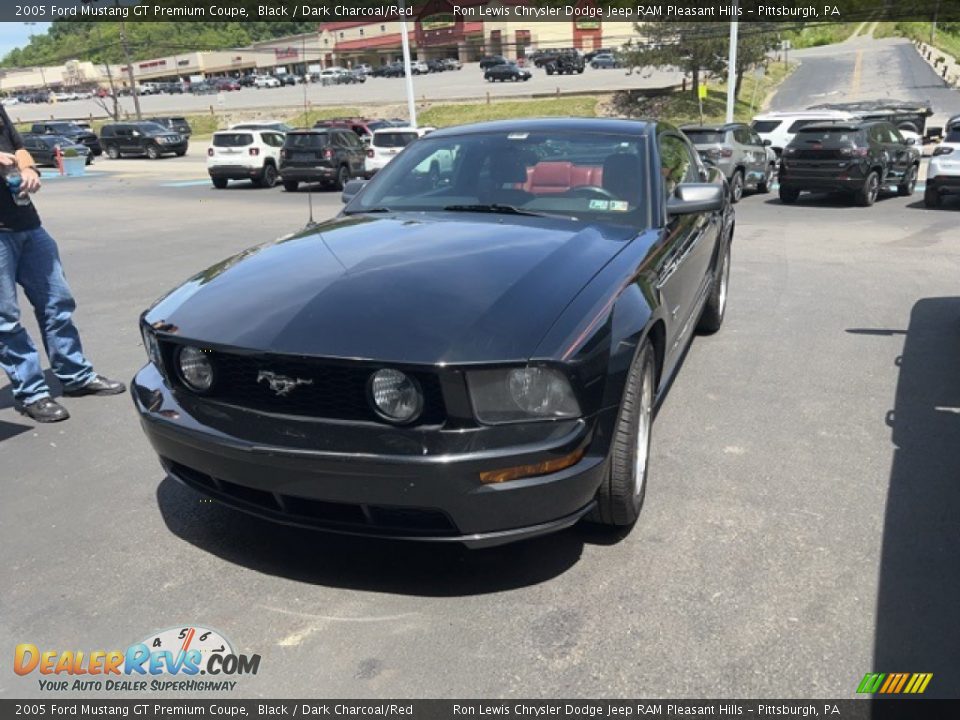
[
  {"left": 211, "top": 177, "right": 228, "bottom": 189},
  {"left": 282, "top": 179, "right": 299, "bottom": 192},
  {"left": 924, "top": 187, "right": 941, "bottom": 208},
  {"left": 779, "top": 185, "right": 799, "bottom": 204},
  {"left": 855, "top": 170, "right": 880, "bottom": 206},
  {"left": 897, "top": 164, "right": 918, "bottom": 196},
  {"left": 729, "top": 169, "right": 744, "bottom": 203},
  {"left": 256, "top": 163, "right": 278, "bottom": 188},
  {"left": 335, "top": 165, "right": 350, "bottom": 191},
  {"left": 590, "top": 339, "right": 656, "bottom": 527}
]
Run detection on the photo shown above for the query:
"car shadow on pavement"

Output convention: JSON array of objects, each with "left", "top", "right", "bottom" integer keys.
[
  {"left": 848, "top": 296, "right": 960, "bottom": 703},
  {"left": 156, "top": 476, "right": 617, "bottom": 594}
]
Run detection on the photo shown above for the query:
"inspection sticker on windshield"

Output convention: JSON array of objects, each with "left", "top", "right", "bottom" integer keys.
[
  {"left": 507, "top": 132, "right": 529, "bottom": 140},
  {"left": 589, "top": 200, "right": 610, "bottom": 210},
  {"left": 609, "top": 201, "right": 629, "bottom": 212}
]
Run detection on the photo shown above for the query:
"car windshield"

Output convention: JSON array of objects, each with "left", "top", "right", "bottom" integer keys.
[
  {"left": 794, "top": 128, "right": 862, "bottom": 145},
  {"left": 213, "top": 133, "right": 253, "bottom": 147},
  {"left": 373, "top": 132, "right": 418, "bottom": 148},
  {"left": 285, "top": 132, "right": 329, "bottom": 148},
  {"left": 49, "top": 123, "right": 81, "bottom": 133},
  {"left": 350, "top": 130, "right": 651, "bottom": 227},
  {"left": 787, "top": 118, "right": 838, "bottom": 133},
  {"left": 684, "top": 130, "right": 725, "bottom": 144},
  {"left": 139, "top": 123, "right": 169, "bottom": 135}
]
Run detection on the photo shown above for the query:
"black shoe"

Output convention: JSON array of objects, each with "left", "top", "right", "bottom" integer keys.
[
  {"left": 63, "top": 374, "right": 127, "bottom": 397},
  {"left": 20, "top": 397, "right": 70, "bottom": 423}
]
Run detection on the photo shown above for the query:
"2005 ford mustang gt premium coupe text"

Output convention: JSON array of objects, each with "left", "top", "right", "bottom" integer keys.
[{"left": 134, "top": 118, "right": 734, "bottom": 548}]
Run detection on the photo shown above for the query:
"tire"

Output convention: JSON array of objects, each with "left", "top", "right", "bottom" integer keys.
[
  {"left": 590, "top": 340, "right": 656, "bottom": 527},
  {"left": 106, "top": 145, "right": 120, "bottom": 160},
  {"left": 282, "top": 179, "right": 299, "bottom": 192},
  {"left": 924, "top": 187, "right": 941, "bottom": 208},
  {"left": 257, "top": 163, "right": 278, "bottom": 189},
  {"left": 757, "top": 164, "right": 775, "bottom": 193},
  {"left": 335, "top": 165, "right": 350, "bottom": 191},
  {"left": 729, "top": 169, "right": 744, "bottom": 203},
  {"left": 855, "top": 170, "right": 880, "bottom": 206},
  {"left": 85, "top": 156, "right": 93, "bottom": 166},
  {"left": 211, "top": 177, "right": 228, "bottom": 189},
  {"left": 697, "top": 236, "right": 732, "bottom": 334},
  {"left": 175, "top": 150, "right": 186, "bottom": 157},
  {"left": 145, "top": 144, "right": 160, "bottom": 160},
  {"left": 779, "top": 185, "right": 799, "bottom": 204},
  {"left": 897, "top": 164, "right": 918, "bottom": 196}
]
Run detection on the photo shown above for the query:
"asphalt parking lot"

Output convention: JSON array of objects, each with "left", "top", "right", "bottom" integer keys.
[{"left": 1, "top": 139, "right": 957, "bottom": 699}]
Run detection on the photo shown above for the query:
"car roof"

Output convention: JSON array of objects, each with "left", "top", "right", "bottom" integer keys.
[
  {"left": 425, "top": 117, "right": 656, "bottom": 139},
  {"left": 681, "top": 124, "right": 744, "bottom": 131},
  {"left": 372, "top": 126, "right": 418, "bottom": 134}
]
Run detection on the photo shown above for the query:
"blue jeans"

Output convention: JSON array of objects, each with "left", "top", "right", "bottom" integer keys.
[{"left": 0, "top": 225, "right": 95, "bottom": 405}]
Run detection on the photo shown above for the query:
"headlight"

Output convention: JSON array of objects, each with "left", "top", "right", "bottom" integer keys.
[
  {"left": 141, "top": 326, "right": 163, "bottom": 369},
  {"left": 369, "top": 369, "right": 423, "bottom": 423},
  {"left": 176, "top": 346, "right": 214, "bottom": 393},
  {"left": 468, "top": 367, "right": 581, "bottom": 424}
]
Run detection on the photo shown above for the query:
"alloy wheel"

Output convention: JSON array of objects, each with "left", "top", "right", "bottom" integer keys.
[{"left": 634, "top": 360, "right": 654, "bottom": 497}]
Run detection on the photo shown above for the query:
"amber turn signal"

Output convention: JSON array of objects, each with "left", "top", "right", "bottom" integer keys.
[{"left": 479, "top": 448, "right": 586, "bottom": 484}]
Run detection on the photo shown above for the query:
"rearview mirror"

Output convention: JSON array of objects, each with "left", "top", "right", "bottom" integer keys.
[
  {"left": 341, "top": 179, "right": 368, "bottom": 204},
  {"left": 667, "top": 183, "right": 724, "bottom": 215}
]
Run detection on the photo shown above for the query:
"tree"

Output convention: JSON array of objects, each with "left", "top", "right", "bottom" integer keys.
[{"left": 731, "top": 24, "right": 781, "bottom": 98}]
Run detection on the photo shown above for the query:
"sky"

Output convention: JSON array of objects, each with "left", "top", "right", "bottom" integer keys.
[{"left": 0, "top": 22, "right": 51, "bottom": 59}]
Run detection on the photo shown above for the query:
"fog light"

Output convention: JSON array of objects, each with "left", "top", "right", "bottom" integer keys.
[
  {"left": 369, "top": 369, "right": 422, "bottom": 423},
  {"left": 176, "top": 346, "right": 214, "bottom": 393}
]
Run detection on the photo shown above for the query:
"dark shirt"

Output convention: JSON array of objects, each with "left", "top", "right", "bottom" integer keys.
[{"left": 0, "top": 106, "right": 41, "bottom": 232}]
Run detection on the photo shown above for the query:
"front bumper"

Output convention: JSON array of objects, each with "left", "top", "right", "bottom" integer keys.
[{"left": 133, "top": 365, "right": 608, "bottom": 548}]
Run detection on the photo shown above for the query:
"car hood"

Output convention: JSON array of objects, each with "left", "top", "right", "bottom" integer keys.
[{"left": 145, "top": 213, "right": 635, "bottom": 364}]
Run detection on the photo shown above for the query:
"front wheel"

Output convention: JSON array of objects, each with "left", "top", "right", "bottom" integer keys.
[
  {"left": 757, "top": 164, "right": 775, "bottom": 193},
  {"left": 590, "top": 340, "right": 656, "bottom": 527},
  {"left": 779, "top": 185, "right": 799, "bottom": 204},
  {"left": 257, "top": 163, "right": 278, "bottom": 188},
  {"left": 106, "top": 145, "right": 120, "bottom": 160},
  {"left": 729, "top": 169, "right": 744, "bottom": 203},
  {"left": 697, "top": 237, "right": 731, "bottom": 334},
  {"left": 897, "top": 165, "right": 918, "bottom": 196},
  {"left": 145, "top": 144, "right": 160, "bottom": 160}
]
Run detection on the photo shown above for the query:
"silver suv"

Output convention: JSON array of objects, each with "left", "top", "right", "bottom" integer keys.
[{"left": 681, "top": 123, "right": 777, "bottom": 203}]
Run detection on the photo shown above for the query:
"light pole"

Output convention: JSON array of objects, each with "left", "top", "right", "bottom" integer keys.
[
  {"left": 399, "top": 0, "right": 417, "bottom": 128},
  {"left": 725, "top": 2, "right": 739, "bottom": 124}
]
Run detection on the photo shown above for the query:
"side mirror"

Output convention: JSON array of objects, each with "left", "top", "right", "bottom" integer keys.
[
  {"left": 762, "top": 139, "right": 772, "bottom": 146},
  {"left": 667, "top": 183, "right": 724, "bottom": 215},
  {"left": 341, "top": 179, "right": 368, "bottom": 204},
  {"left": 903, "top": 137, "right": 916, "bottom": 146}
]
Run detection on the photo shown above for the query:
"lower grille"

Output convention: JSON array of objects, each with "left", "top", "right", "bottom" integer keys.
[
  {"left": 166, "top": 460, "right": 459, "bottom": 537},
  {"left": 161, "top": 344, "right": 445, "bottom": 425}
]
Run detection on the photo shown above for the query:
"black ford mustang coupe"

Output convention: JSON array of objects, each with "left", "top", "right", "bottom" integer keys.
[{"left": 134, "top": 118, "right": 734, "bottom": 548}]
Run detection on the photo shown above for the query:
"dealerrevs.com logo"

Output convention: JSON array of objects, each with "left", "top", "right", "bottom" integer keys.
[{"left": 15, "top": 626, "right": 261, "bottom": 692}]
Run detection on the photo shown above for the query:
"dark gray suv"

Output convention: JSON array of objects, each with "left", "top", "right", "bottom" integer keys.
[{"left": 682, "top": 123, "right": 776, "bottom": 203}]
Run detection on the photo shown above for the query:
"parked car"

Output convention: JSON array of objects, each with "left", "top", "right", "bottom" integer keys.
[
  {"left": 134, "top": 118, "right": 734, "bottom": 548},
  {"left": 426, "top": 59, "right": 447, "bottom": 73},
  {"left": 355, "top": 64, "right": 374, "bottom": 75},
  {"left": 590, "top": 53, "right": 621, "bottom": 69},
  {"left": 364, "top": 126, "right": 432, "bottom": 177},
  {"left": 253, "top": 75, "right": 281, "bottom": 89},
  {"left": 545, "top": 53, "right": 585, "bottom": 75},
  {"left": 100, "top": 121, "right": 189, "bottom": 159},
  {"left": 138, "top": 82, "right": 161, "bottom": 96},
  {"left": 147, "top": 116, "right": 192, "bottom": 137},
  {"left": 158, "top": 81, "right": 184, "bottom": 94},
  {"left": 681, "top": 123, "right": 776, "bottom": 202},
  {"left": 274, "top": 73, "right": 297, "bottom": 87},
  {"left": 484, "top": 62, "right": 532, "bottom": 82},
  {"left": 778, "top": 120, "right": 921, "bottom": 206},
  {"left": 750, "top": 110, "right": 857, "bottom": 157},
  {"left": 21, "top": 134, "right": 93, "bottom": 166},
  {"left": 479, "top": 55, "right": 508, "bottom": 70},
  {"left": 29, "top": 121, "right": 102, "bottom": 156},
  {"left": 584, "top": 48, "right": 614, "bottom": 62},
  {"left": 212, "top": 78, "right": 241, "bottom": 92},
  {"left": 924, "top": 114, "right": 960, "bottom": 208},
  {"left": 189, "top": 81, "right": 218, "bottom": 95},
  {"left": 442, "top": 58, "right": 462, "bottom": 71},
  {"left": 411, "top": 60, "right": 430, "bottom": 75},
  {"left": 279, "top": 127, "right": 367, "bottom": 191},
  {"left": 238, "top": 74, "right": 257, "bottom": 88},
  {"left": 207, "top": 129, "right": 285, "bottom": 189},
  {"left": 313, "top": 118, "right": 405, "bottom": 142}
]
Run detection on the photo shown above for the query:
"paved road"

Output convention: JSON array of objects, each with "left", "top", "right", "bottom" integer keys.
[
  {"left": 1, "top": 150, "right": 957, "bottom": 698},
  {"left": 771, "top": 35, "right": 960, "bottom": 126},
  {"left": 4, "top": 63, "right": 682, "bottom": 124}
]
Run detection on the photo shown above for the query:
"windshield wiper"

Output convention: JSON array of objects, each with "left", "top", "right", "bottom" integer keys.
[
  {"left": 442, "top": 203, "right": 554, "bottom": 218},
  {"left": 343, "top": 207, "right": 392, "bottom": 215}
]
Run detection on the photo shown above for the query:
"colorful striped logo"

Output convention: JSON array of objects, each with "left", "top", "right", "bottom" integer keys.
[{"left": 857, "top": 672, "right": 933, "bottom": 694}]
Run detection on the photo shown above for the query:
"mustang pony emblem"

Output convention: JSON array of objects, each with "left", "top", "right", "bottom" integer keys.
[{"left": 257, "top": 370, "right": 313, "bottom": 397}]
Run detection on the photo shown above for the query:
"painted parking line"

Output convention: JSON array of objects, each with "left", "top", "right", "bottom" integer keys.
[
  {"left": 42, "top": 171, "right": 107, "bottom": 180},
  {"left": 160, "top": 179, "right": 212, "bottom": 187}
]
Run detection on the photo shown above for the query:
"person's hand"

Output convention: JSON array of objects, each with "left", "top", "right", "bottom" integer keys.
[
  {"left": 0, "top": 152, "right": 16, "bottom": 167},
  {"left": 21, "top": 166, "right": 41, "bottom": 193}
]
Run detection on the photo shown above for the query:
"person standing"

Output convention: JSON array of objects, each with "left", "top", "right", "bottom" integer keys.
[{"left": 0, "top": 105, "right": 125, "bottom": 423}]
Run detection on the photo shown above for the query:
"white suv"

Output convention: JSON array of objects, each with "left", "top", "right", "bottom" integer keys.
[
  {"left": 207, "top": 129, "right": 285, "bottom": 189},
  {"left": 751, "top": 110, "right": 856, "bottom": 157},
  {"left": 924, "top": 114, "right": 960, "bottom": 208},
  {"left": 253, "top": 75, "right": 280, "bottom": 89},
  {"left": 364, "top": 126, "right": 434, "bottom": 177}
]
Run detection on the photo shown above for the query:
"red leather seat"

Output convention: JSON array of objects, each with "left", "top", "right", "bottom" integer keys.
[{"left": 523, "top": 162, "right": 604, "bottom": 194}]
